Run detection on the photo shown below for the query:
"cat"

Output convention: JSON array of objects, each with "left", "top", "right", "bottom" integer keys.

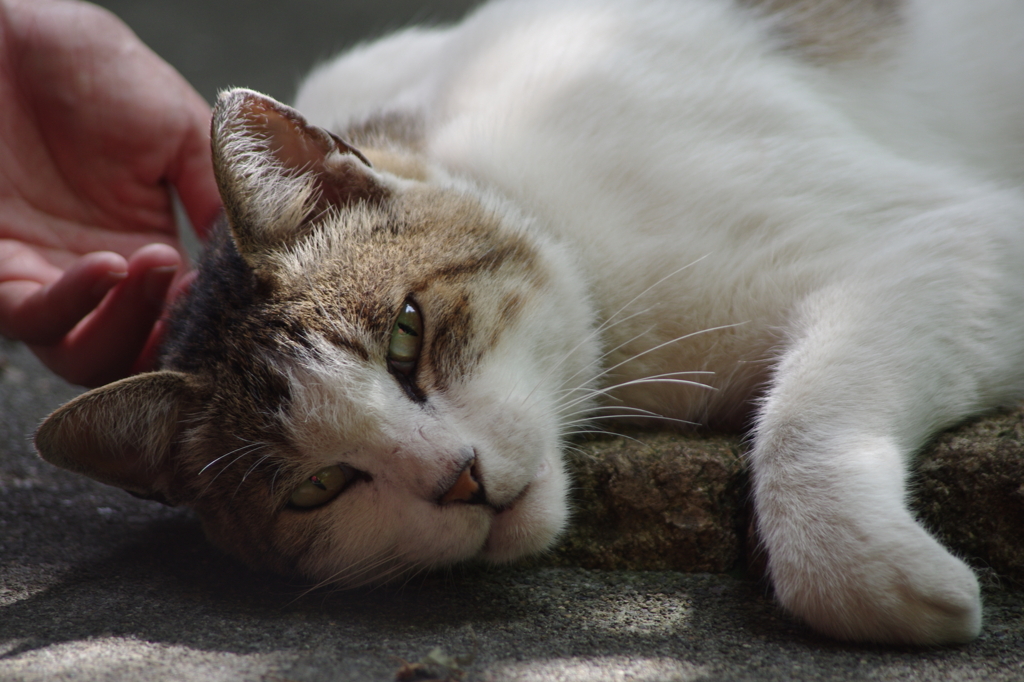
[{"left": 33, "top": 0, "right": 1024, "bottom": 645}]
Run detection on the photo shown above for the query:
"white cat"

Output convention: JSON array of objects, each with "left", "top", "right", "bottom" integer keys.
[{"left": 36, "top": 0, "right": 1024, "bottom": 645}]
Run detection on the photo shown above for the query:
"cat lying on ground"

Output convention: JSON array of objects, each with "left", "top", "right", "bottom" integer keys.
[{"left": 35, "top": 0, "right": 1024, "bottom": 645}]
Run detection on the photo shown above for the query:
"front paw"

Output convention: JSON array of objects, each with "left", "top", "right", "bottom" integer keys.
[{"left": 765, "top": 518, "right": 981, "bottom": 645}]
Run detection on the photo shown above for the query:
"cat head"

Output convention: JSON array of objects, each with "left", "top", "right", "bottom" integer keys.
[{"left": 35, "top": 89, "right": 600, "bottom": 585}]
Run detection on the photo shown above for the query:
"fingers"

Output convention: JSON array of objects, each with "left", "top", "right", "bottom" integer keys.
[
  {"left": 30, "top": 243, "right": 182, "bottom": 387},
  {"left": 0, "top": 239, "right": 65, "bottom": 283},
  {"left": 0, "top": 246, "right": 128, "bottom": 344},
  {"left": 130, "top": 266, "right": 199, "bottom": 374},
  {"left": 170, "top": 118, "right": 222, "bottom": 240},
  {"left": 154, "top": 47, "right": 219, "bottom": 239}
]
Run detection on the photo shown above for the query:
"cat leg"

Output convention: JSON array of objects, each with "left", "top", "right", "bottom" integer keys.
[{"left": 749, "top": 282, "right": 995, "bottom": 645}]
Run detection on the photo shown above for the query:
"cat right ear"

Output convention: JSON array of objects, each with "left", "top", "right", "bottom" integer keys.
[
  {"left": 211, "top": 88, "right": 388, "bottom": 268},
  {"left": 34, "top": 371, "right": 200, "bottom": 504}
]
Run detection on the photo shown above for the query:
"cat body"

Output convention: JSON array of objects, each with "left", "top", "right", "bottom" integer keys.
[{"left": 36, "top": 0, "right": 1024, "bottom": 645}]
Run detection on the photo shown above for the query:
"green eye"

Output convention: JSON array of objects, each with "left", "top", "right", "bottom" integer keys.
[
  {"left": 289, "top": 465, "right": 352, "bottom": 509},
  {"left": 388, "top": 300, "right": 423, "bottom": 376}
]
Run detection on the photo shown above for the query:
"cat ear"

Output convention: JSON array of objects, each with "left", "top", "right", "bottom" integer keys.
[
  {"left": 211, "top": 88, "right": 387, "bottom": 267},
  {"left": 34, "top": 371, "right": 200, "bottom": 503}
]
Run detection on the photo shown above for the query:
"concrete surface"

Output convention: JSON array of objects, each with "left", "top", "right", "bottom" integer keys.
[{"left": 2, "top": 1, "right": 1023, "bottom": 680}]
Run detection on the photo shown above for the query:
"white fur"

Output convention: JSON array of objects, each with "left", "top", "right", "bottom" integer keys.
[{"left": 294, "top": 0, "right": 1024, "bottom": 643}]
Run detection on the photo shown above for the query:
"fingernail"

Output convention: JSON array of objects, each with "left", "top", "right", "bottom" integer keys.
[
  {"left": 90, "top": 270, "right": 127, "bottom": 298},
  {"left": 143, "top": 265, "right": 179, "bottom": 305}
]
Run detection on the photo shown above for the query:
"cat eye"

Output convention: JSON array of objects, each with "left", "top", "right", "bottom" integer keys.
[
  {"left": 289, "top": 464, "right": 354, "bottom": 509},
  {"left": 387, "top": 300, "right": 423, "bottom": 376}
]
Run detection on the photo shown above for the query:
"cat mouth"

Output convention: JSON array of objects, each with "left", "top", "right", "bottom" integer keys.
[
  {"left": 477, "top": 452, "right": 561, "bottom": 562},
  {"left": 484, "top": 454, "right": 545, "bottom": 516},
  {"left": 494, "top": 452, "right": 554, "bottom": 515},
  {"left": 479, "top": 481, "right": 535, "bottom": 558},
  {"left": 491, "top": 482, "right": 531, "bottom": 516}
]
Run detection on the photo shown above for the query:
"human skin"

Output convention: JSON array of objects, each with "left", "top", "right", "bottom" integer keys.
[{"left": 0, "top": 0, "right": 220, "bottom": 386}]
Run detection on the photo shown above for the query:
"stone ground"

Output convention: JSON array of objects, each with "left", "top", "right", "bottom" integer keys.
[{"left": 2, "top": 1, "right": 1023, "bottom": 680}]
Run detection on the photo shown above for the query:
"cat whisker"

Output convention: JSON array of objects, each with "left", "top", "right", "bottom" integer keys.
[
  {"left": 198, "top": 440, "right": 267, "bottom": 476},
  {"left": 498, "top": 309, "right": 655, "bottom": 415},
  {"left": 601, "top": 375, "right": 717, "bottom": 393},
  {"left": 338, "top": 549, "right": 412, "bottom": 586},
  {"left": 561, "top": 428, "right": 656, "bottom": 451},
  {"left": 560, "top": 441, "right": 591, "bottom": 458},
  {"left": 600, "top": 254, "right": 711, "bottom": 330},
  {"left": 555, "top": 370, "right": 715, "bottom": 406},
  {"left": 350, "top": 558, "right": 418, "bottom": 592},
  {"left": 563, "top": 411, "right": 699, "bottom": 430},
  {"left": 229, "top": 452, "right": 279, "bottom": 500},
  {"left": 547, "top": 323, "right": 735, "bottom": 420},
  {"left": 555, "top": 371, "right": 718, "bottom": 417},
  {"left": 548, "top": 324, "right": 739, "bottom": 420},
  {"left": 268, "top": 462, "right": 285, "bottom": 497},
  {"left": 241, "top": 453, "right": 275, "bottom": 483},
  {"left": 546, "top": 256, "right": 713, "bottom": 388},
  {"left": 507, "top": 321, "right": 660, "bottom": 421},
  {"left": 561, "top": 402, "right": 686, "bottom": 421},
  {"left": 548, "top": 317, "right": 656, "bottom": 395},
  {"left": 512, "top": 258, "right": 715, "bottom": 416},
  {"left": 556, "top": 402, "right": 668, "bottom": 424},
  {"left": 196, "top": 441, "right": 271, "bottom": 498},
  {"left": 594, "top": 323, "right": 743, "bottom": 385},
  {"left": 556, "top": 369, "right": 715, "bottom": 396},
  {"left": 297, "top": 548, "right": 405, "bottom": 598},
  {"left": 393, "top": 563, "right": 433, "bottom": 592},
  {"left": 568, "top": 256, "right": 712, "bottom": 367}
]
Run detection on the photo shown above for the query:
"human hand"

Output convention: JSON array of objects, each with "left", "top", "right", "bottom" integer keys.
[{"left": 0, "top": 0, "right": 220, "bottom": 387}]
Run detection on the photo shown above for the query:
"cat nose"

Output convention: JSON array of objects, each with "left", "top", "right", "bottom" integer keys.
[{"left": 438, "top": 457, "right": 487, "bottom": 505}]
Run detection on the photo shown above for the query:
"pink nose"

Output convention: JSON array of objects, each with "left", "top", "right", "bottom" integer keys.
[{"left": 439, "top": 459, "right": 484, "bottom": 504}]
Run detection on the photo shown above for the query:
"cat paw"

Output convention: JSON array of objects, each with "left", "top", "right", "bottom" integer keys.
[{"left": 766, "top": 519, "right": 981, "bottom": 645}]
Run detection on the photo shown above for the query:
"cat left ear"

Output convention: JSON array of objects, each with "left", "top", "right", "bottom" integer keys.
[
  {"left": 211, "top": 88, "right": 387, "bottom": 267},
  {"left": 34, "top": 371, "right": 202, "bottom": 504}
]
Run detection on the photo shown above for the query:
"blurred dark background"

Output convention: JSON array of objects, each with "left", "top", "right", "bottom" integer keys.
[
  {"left": 87, "top": 0, "right": 483, "bottom": 253},
  {"left": 90, "top": 0, "right": 483, "bottom": 105}
]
